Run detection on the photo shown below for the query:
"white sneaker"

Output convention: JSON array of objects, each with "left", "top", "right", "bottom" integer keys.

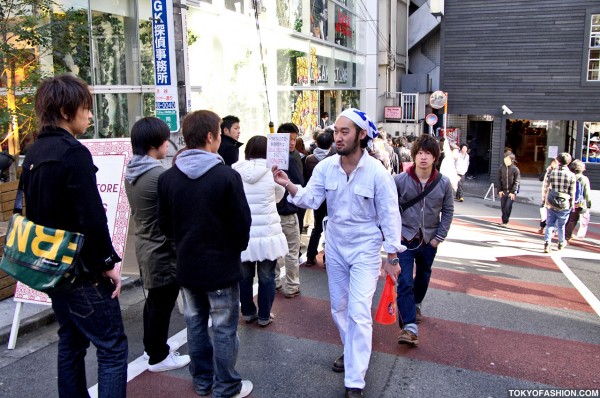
[
  {"left": 148, "top": 352, "right": 191, "bottom": 372},
  {"left": 231, "top": 380, "right": 253, "bottom": 398},
  {"left": 143, "top": 340, "right": 180, "bottom": 360}
]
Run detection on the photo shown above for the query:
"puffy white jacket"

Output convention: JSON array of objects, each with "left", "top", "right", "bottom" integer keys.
[{"left": 233, "top": 158, "right": 289, "bottom": 262}]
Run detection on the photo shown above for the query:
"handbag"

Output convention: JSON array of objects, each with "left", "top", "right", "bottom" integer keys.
[
  {"left": 546, "top": 189, "right": 570, "bottom": 211},
  {"left": 0, "top": 189, "right": 84, "bottom": 293}
]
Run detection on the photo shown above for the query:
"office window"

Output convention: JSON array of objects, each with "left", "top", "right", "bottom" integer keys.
[{"left": 587, "top": 14, "right": 600, "bottom": 81}]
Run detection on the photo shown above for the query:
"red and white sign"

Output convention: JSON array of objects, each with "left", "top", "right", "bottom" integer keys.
[
  {"left": 426, "top": 113, "right": 438, "bottom": 126},
  {"left": 384, "top": 106, "right": 402, "bottom": 120},
  {"left": 13, "top": 139, "right": 132, "bottom": 305}
]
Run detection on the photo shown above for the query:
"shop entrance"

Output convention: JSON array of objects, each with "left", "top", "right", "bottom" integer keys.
[{"left": 505, "top": 119, "right": 548, "bottom": 176}]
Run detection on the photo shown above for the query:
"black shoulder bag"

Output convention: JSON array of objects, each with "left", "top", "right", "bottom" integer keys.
[{"left": 399, "top": 173, "right": 443, "bottom": 213}]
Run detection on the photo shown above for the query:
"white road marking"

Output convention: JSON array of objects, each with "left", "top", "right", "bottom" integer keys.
[{"left": 551, "top": 254, "right": 600, "bottom": 318}]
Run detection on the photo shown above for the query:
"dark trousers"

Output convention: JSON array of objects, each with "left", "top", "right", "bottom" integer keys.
[
  {"left": 500, "top": 193, "right": 514, "bottom": 224},
  {"left": 297, "top": 208, "right": 306, "bottom": 234},
  {"left": 144, "top": 282, "right": 181, "bottom": 365},
  {"left": 456, "top": 174, "right": 465, "bottom": 199},
  {"left": 240, "top": 259, "right": 276, "bottom": 321},
  {"left": 565, "top": 208, "right": 582, "bottom": 240},
  {"left": 307, "top": 201, "right": 327, "bottom": 261},
  {"left": 51, "top": 279, "right": 128, "bottom": 398}
]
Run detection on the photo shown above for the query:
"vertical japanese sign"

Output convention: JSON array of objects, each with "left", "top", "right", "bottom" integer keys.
[{"left": 152, "top": 0, "right": 180, "bottom": 132}]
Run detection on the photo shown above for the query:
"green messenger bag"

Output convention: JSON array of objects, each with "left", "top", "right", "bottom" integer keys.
[{"left": 0, "top": 213, "right": 84, "bottom": 294}]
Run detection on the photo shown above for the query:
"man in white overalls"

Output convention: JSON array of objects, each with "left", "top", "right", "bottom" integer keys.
[{"left": 272, "top": 109, "right": 405, "bottom": 398}]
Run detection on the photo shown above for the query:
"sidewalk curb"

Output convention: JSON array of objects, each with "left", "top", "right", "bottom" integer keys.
[{"left": 0, "top": 277, "right": 142, "bottom": 346}]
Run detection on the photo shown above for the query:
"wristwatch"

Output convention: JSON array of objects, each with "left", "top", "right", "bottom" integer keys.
[{"left": 387, "top": 257, "right": 400, "bottom": 266}]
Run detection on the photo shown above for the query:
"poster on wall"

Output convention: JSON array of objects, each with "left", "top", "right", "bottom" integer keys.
[{"left": 13, "top": 139, "right": 132, "bottom": 305}]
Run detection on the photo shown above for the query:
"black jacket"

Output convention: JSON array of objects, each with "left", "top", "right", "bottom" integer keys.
[
  {"left": 157, "top": 162, "right": 251, "bottom": 291},
  {"left": 218, "top": 134, "right": 243, "bottom": 166},
  {"left": 21, "top": 127, "right": 116, "bottom": 277},
  {"left": 277, "top": 151, "right": 305, "bottom": 216},
  {"left": 497, "top": 164, "right": 521, "bottom": 194}
]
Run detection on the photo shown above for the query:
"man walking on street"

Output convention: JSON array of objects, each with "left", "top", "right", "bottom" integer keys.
[
  {"left": 158, "top": 110, "right": 253, "bottom": 398},
  {"left": 218, "top": 115, "right": 243, "bottom": 166},
  {"left": 395, "top": 134, "right": 454, "bottom": 347},
  {"left": 273, "top": 108, "right": 404, "bottom": 398},
  {"left": 541, "top": 152, "right": 576, "bottom": 252},
  {"left": 454, "top": 144, "right": 469, "bottom": 202},
  {"left": 497, "top": 151, "right": 521, "bottom": 226}
]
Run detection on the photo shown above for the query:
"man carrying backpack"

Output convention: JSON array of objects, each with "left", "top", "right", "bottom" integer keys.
[{"left": 565, "top": 159, "right": 592, "bottom": 241}]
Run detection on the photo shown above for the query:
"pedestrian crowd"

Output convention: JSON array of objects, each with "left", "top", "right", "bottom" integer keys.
[{"left": 22, "top": 74, "right": 592, "bottom": 398}]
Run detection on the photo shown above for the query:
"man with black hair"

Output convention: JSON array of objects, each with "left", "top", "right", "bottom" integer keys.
[
  {"left": 158, "top": 110, "right": 253, "bottom": 398},
  {"left": 125, "top": 117, "right": 190, "bottom": 372},
  {"left": 218, "top": 115, "right": 243, "bottom": 166},
  {"left": 394, "top": 134, "right": 454, "bottom": 347},
  {"left": 275, "top": 123, "right": 304, "bottom": 298},
  {"left": 302, "top": 132, "right": 333, "bottom": 266},
  {"left": 273, "top": 109, "right": 403, "bottom": 398}
]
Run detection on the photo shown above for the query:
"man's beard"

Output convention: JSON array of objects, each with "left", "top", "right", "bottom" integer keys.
[{"left": 336, "top": 133, "right": 361, "bottom": 156}]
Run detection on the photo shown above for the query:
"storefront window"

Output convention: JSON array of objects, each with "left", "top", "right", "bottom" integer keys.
[
  {"left": 93, "top": 93, "right": 142, "bottom": 138},
  {"left": 277, "top": 90, "right": 319, "bottom": 135},
  {"left": 582, "top": 122, "right": 600, "bottom": 163},
  {"left": 51, "top": 2, "right": 92, "bottom": 82},
  {"left": 334, "top": 5, "right": 355, "bottom": 49},
  {"left": 276, "top": 0, "right": 304, "bottom": 33},
  {"left": 90, "top": 0, "right": 138, "bottom": 86},
  {"left": 138, "top": 0, "right": 155, "bottom": 86},
  {"left": 310, "top": 0, "right": 328, "bottom": 40}
]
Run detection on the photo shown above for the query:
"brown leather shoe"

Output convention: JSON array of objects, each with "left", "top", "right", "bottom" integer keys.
[
  {"left": 398, "top": 329, "right": 419, "bottom": 346},
  {"left": 332, "top": 354, "right": 344, "bottom": 372}
]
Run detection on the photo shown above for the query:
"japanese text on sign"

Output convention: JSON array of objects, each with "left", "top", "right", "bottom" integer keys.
[{"left": 267, "top": 134, "right": 290, "bottom": 170}]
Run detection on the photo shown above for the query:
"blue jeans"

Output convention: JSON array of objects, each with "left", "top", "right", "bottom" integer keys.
[
  {"left": 240, "top": 259, "right": 276, "bottom": 322},
  {"left": 396, "top": 238, "right": 438, "bottom": 334},
  {"left": 544, "top": 208, "right": 571, "bottom": 244},
  {"left": 50, "top": 279, "right": 128, "bottom": 398},
  {"left": 182, "top": 285, "right": 243, "bottom": 398}
]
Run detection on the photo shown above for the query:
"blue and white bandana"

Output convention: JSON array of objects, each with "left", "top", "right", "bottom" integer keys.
[{"left": 337, "top": 108, "right": 379, "bottom": 141}]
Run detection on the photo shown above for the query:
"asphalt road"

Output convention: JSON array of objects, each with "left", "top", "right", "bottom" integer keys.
[{"left": 0, "top": 197, "right": 599, "bottom": 398}]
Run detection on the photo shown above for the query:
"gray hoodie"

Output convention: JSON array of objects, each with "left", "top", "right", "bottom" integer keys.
[
  {"left": 125, "top": 155, "right": 163, "bottom": 184},
  {"left": 175, "top": 149, "right": 224, "bottom": 179}
]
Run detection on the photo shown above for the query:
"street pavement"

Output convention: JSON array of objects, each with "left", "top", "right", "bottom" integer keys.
[{"left": 0, "top": 191, "right": 599, "bottom": 397}]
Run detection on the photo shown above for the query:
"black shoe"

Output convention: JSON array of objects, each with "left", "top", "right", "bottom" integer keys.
[
  {"left": 303, "top": 258, "right": 317, "bottom": 267},
  {"left": 332, "top": 354, "right": 344, "bottom": 372},
  {"left": 345, "top": 388, "right": 364, "bottom": 397}
]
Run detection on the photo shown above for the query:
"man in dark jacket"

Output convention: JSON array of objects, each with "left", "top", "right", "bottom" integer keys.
[
  {"left": 218, "top": 115, "right": 243, "bottom": 166},
  {"left": 302, "top": 132, "right": 333, "bottom": 266},
  {"left": 275, "top": 123, "right": 304, "bottom": 298},
  {"left": 157, "top": 110, "right": 253, "bottom": 398},
  {"left": 125, "top": 117, "right": 190, "bottom": 372},
  {"left": 497, "top": 151, "right": 521, "bottom": 226},
  {"left": 22, "top": 75, "right": 127, "bottom": 397}
]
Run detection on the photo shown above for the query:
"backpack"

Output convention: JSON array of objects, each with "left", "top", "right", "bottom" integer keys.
[{"left": 574, "top": 177, "right": 584, "bottom": 205}]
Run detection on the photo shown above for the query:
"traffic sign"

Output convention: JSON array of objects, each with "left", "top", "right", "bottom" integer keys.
[{"left": 426, "top": 113, "right": 438, "bottom": 126}]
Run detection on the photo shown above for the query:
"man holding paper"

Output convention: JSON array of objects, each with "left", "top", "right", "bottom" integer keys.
[{"left": 272, "top": 109, "right": 404, "bottom": 398}]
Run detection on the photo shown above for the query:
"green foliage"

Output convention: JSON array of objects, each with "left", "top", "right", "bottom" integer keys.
[{"left": 0, "top": 0, "right": 58, "bottom": 150}]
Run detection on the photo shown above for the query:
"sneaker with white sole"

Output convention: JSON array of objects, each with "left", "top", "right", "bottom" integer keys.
[
  {"left": 148, "top": 352, "right": 191, "bottom": 372},
  {"left": 143, "top": 340, "right": 180, "bottom": 361},
  {"left": 231, "top": 380, "right": 253, "bottom": 398}
]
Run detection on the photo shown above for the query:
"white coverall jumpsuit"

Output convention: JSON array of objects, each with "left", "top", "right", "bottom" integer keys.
[{"left": 289, "top": 149, "right": 403, "bottom": 389}]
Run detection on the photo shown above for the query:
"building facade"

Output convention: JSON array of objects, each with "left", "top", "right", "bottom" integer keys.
[
  {"left": 440, "top": 0, "right": 600, "bottom": 184},
  {"left": 0, "top": 0, "right": 378, "bottom": 153}
]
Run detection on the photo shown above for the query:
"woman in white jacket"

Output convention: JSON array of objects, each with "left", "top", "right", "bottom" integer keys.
[{"left": 233, "top": 136, "right": 288, "bottom": 326}]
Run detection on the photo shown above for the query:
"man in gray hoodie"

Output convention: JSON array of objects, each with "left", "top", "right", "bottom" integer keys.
[
  {"left": 157, "top": 110, "right": 253, "bottom": 398},
  {"left": 394, "top": 134, "right": 454, "bottom": 347},
  {"left": 125, "top": 117, "right": 190, "bottom": 372}
]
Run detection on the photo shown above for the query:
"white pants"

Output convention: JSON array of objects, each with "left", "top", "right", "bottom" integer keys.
[{"left": 326, "top": 243, "right": 381, "bottom": 389}]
